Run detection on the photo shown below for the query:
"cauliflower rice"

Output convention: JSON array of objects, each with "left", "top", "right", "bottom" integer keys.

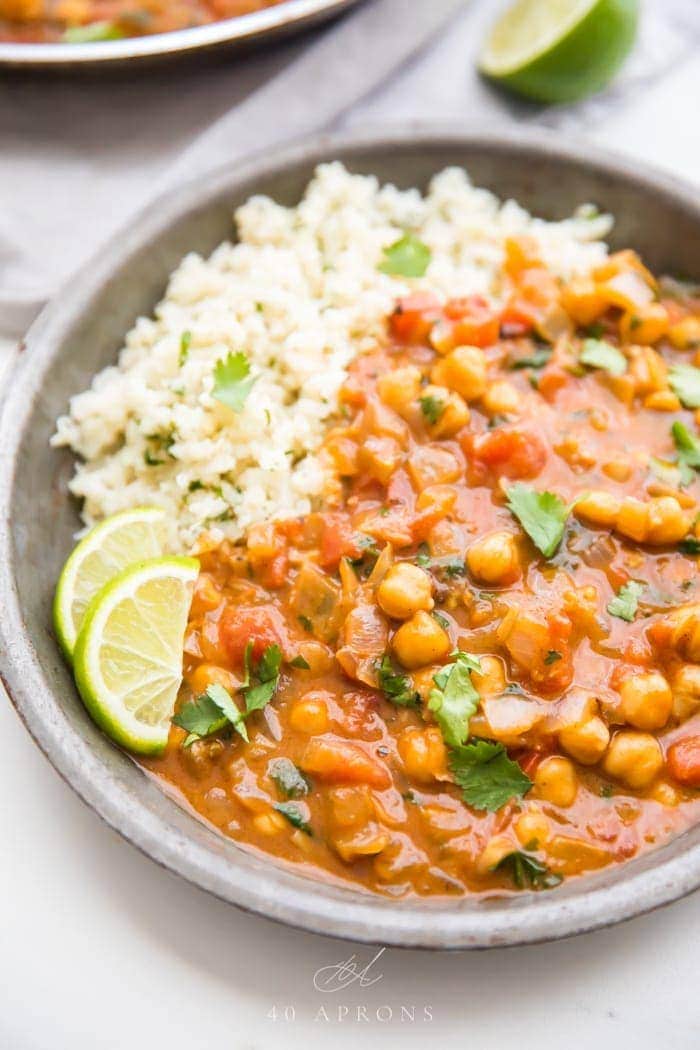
[{"left": 52, "top": 162, "right": 612, "bottom": 549}]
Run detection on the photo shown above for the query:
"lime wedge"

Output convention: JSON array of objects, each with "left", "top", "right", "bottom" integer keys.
[
  {"left": 53, "top": 507, "right": 169, "bottom": 661},
  {"left": 479, "top": 0, "right": 639, "bottom": 103},
  {"left": 73, "top": 557, "right": 199, "bottom": 755}
]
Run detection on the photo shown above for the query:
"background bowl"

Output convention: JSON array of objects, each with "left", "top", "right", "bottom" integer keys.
[
  {"left": 2, "top": 125, "right": 700, "bottom": 949},
  {"left": 0, "top": 0, "right": 359, "bottom": 70}
]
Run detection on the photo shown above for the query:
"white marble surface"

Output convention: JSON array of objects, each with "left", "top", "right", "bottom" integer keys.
[{"left": 2, "top": 2, "right": 700, "bottom": 1047}]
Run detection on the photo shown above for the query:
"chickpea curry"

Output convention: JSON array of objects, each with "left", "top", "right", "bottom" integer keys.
[
  {"left": 0, "top": 0, "right": 286, "bottom": 42},
  {"left": 143, "top": 240, "right": 700, "bottom": 898}
]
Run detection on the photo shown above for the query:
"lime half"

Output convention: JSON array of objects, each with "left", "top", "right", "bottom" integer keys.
[
  {"left": 479, "top": 0, "right": 639, "bottom": 104},
  {"left": 53, "top": 507, "right": 168, "bottom": 661},
  {"left": 73, "top": 557, "right": 199, "bottom": 755}
]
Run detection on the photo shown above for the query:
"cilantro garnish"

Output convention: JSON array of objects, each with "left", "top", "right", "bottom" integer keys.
[
  {"left": 506, "top": 483, "right": 570, "bottom": 558},
  {"left": 179, "top": 329, "right": 192, "bottom": 366},
  {"left": 680, "top": 535, "right": 700, "bottom": 554},
  {"left": 544, "top": 650, "right": 562, "bottom": 665},
  {"left": 509, "top": 347, "right": 552, "bottom": 370},
  {"left": 212, "top": 351, "right": 257, "bottom": 413},
  {"left": 290, "top": 655, "right": 310, "bottom": 670},
  {"left": 172, "top": 684, "right": 248, "bottom": 747},
  {"left": 274, "top": 802, "right": 312, "bottom": 835},
  {"left": 298, "top": 614, "right": 313, "bottom": 633},
  {"left": 243, "top": 643, "right": 282, "bottom": 712},
  {"left": 493, "top": 850, "right": 562, "bottom": 890},
  {"left": 580, "top": 338, "right": 627, "bottom": 376},
  {"left": 377, "top": 654, "right": 419, "bottom": 707},
  {"left": 671, "top": 421, "right": 700, "bottom": 482},
  {"left": 420, "top": 394, "right": 445, "bottom": 425},
  {"left": 378, "top": 233, "right": 431, "bottom": 278},
  {"left": 448, "top": 739, "right": 532, "bottom": 812},
  {"left": 268, "top": 758, "right": 309, "bottom": 799},
  {"left": 669, "top": 363, "right": 700, "bottom": 408},
  {"left": 415, "top": 542, "right": 431, "bottom": 567},
  {"left": 63, "top": 20, "right": 125, "bottom": 42},
  {"left": 428, "top": 651, "right": 482, "bottom": 748},
  {"left": 607, "top": 580, "right": 644, "bottom": 622}
]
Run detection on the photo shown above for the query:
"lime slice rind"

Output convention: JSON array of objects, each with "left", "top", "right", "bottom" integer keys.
[
  {"left": 53, "top": 506, "right": 168, "bottom": 660},
  {"left": 73, "top": 556, "right": 199, "bottom": 756}
]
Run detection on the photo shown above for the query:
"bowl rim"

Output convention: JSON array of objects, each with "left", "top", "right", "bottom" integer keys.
[
  {"left": 2, "top": 123, "right": 700, "bottom": 949},
  {"left": 0, "top": 0, "right": 357, "bottom": 67}
]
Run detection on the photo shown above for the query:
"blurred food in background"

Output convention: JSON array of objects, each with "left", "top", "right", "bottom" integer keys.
[{"left": 0, "top": 0, "right": 288, "bottom": 42}]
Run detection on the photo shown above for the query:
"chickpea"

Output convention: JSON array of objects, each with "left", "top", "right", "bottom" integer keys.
[
  {"left": 559, "top": 716, "right": 610, "bottom": 765},
  {"left": 616, "top": 497, "right": 648, "bottom": 542},
  {"left": 289, "top": 693, "right": 330, "bottom": 734},
  {"left": 602, "top": 458, "right": 632, "bottom": 483},
  {"left": 376, "top": 365, "right": 422, "bottom": 413},
  {"left": 419, "top": 384, "right": 470, "bottom": 439},
  {"left": 669, "top": 316, "right": 700, "bottom": 351},
  {"left": 628, "top": 345, "right": 668, "bottom": 394},
  {"left": 430, "top": 345, "right": 487, "bottom": 401},
  {"left": 188, "top": 663, "right": 239, "bottom": 697},
  {"left": 645, "top": 496, "right": 690, "bottom": 545},
  {"left": 392, "top": 610, "right": 451, "bottom": 669},
  {"left": 514, "top": 809, "right": 550, "bottom": 848},
  {"left": 376, "top": 562, "right": 434, "bottom": 620},
  {"left": 467, "top": 530, "right": 521, "bottom": 585},
  {"left": 398, "top": 726, "right": 447, "bottom": 783},
  {"left": 481, "top": 380, "right": 520, "bottom": 416},
  {"left": 534, "top": 756, "right": 578, "bottom": 807},
  {"left": 619, "top": 671, "right": 673, "bottom": 730},
  {"left": 574, "top": 490, "right": 621, "bottom": 528},
  {"left": 602, "top": 731, "right": 664, "bottom": 789},
  {"left": 671, "top": 663, "right": 700, "bottom": 721},
  {"left": 470, "top": 655, "right": 506, "bottom": 697},
  {"left": 253, "top": 810, "right": 288, "bottom": 836},
  {"left": 668, "top": 604, "right": 700, "bottom": 662}
]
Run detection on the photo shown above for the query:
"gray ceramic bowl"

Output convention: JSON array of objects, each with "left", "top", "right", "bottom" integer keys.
[
  {"left": 2, "top": 126, "right": 700, "bottom": 949},
  {"left": 0, "top": 0, "right": 357, "bottom": 70}
]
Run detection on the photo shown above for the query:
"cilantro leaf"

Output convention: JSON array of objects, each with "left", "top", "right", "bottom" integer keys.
[
  {"left": 544, "top": 650, "right": 562, "bottom": 665},
  {"left": 257, "top": 644, "right": 282, "bottom": 683},
  {"left": 607, "top": 580, "right": 644, "bottom": 622},
  {"left": 493, "top": 850, "right": 562, "bottom": 890},
  {"left": 172, "top": 683, "right": 248, "bottom": 747},
  {"left": 428, "top": 651, "right": 482, "bottom": 748},
  {"left": 509, "top": 346, "right": 552, "bottom": 370},
  {"left": 420, "top": 394, "right": 445, "bottom": 425},
  {"left": 179, "top": 329, "right": 192, "bottom": 366},
  {"left": 580, "top": 338, "right": 627, "bottom": 376},
  {"left": 212, "top": 351, "right": 257, "bottom": 413},
  {"left": 63, "top": 20, "right": 125, "bottom": 42},
  {"left": 290, "top": 655, "right": 310, "bottom": 670},
  {"left": 672, "top": 421, "right": 700, "bottom": 481},
  {"left": 669, "top": 363, "right": 700, "bottom": 408},
  {"left": 415, "top": 542, "right": 431, "bottom": 567},
  {"left": 274, "top": 802, "right": 312, "bottom": 835},
  {"left": 506, "top": 483, "right": 569, "bottom": 558},
  {"left": 377, "top": 654, "right": 419, "bottom": 707},
  {"left": 448, "top": 739, "right": 532, "bottom": 811},
  {"left": 680, "top": 535, "right": 700, "bottom": 554},
  {"left": 243, "top": 644, "right": 282, "bottom": 713},
  {"left": 268, "top": 758, "right": 309, "bottom": 799},
  {"left": 378, "top": 233, "right": 431, "bottom": 278}
]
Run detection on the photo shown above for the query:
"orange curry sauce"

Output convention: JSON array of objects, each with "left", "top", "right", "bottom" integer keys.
[
  {"left": 0, "top": 1, "right": 286, "bottom": 42},
  {"left": 145, "top": 240, "right": 700, "bottom": 898}
]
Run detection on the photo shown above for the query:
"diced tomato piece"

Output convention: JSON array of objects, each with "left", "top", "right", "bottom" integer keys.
[
  {"left": 470, "top": 428, "right": 547, "bottom": 480},
  {"left": 389, "top": 292, "right": 441, "bottom": 343},
  {"left": 667, "top": 736, "right": 700, "bottom": 788},
  {"left": 503, "top": 235, "right": 541, "bottom": 278},
  {"left": 443, "top": 295, "right": 499, "bottom": 347},
  {"left": 516, "top": 749, "right": 548, "bottom": 778},
  {"left": 500, "top": 300, "right": 537, "bottom": 336},
  {"left": 318, "top": 512, "right": 360, "bottom": 570},
  {"left": 219, "top": 605, "right": 288, "bottom": 666},
  {"left": 300, "top": 735, "right": 391, "bottom": 788}
]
